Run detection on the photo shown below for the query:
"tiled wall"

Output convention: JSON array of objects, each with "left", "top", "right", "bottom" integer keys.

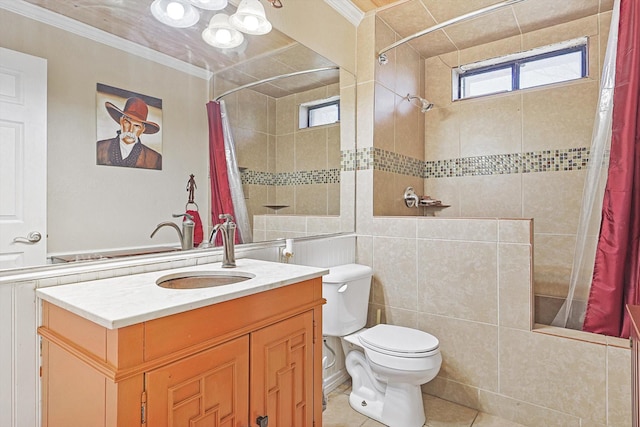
[
  {"left": 253, "top": 214, "right": 342, "bottom": 241},
  {"left": 356, "top": 216, "right": 630, "bottom": 427},
  {"left": 367, "top": 12, "right": 613, "bottom": 326},
  {"left": 355, "top": 11, "right": 629, "bottom": 427},
  {"left": 425, "top": 13, "right": 611, "bottom": 325},
  {"left": 215, "top": 78, "right": 341, "bottom": 231},
  {"left": 372, "top": 16, "right": 426, "bottom": 216}
]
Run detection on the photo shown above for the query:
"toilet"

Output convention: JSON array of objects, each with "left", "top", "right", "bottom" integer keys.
[{"left": 322, "top": 264, "right": 442, "bottom": 427}]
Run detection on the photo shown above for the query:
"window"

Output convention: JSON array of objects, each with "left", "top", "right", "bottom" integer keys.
[
  {"left": 519, "top": 49, "right": 585, "bottom": 89},
  {"left": 299, "top": 96, "right": 340, "bottom": 129},
  {"left": 454, "top": 38, "right": 588, "bottom": 100},
  {"left": 460, "top": 66, "right": 512, "bottom": 98}
]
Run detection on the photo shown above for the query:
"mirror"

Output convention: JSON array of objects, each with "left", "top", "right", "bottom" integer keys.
[
  {"left": 214, "top": 64, "right": 355, "bottom": 242},
  {"left": 0, "top": 1, "right": 355, "bottom": 270}
]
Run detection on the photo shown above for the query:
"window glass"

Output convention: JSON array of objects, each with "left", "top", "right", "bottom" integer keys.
[
  {"left": 299, "top": 97, "right": 340, "bottom": 129},
  {"left": 520, "top": 50, "right": 584, "bottom": 89},
  {"left": 461, "top": 67, "right": 512, "bottom": 99},
  {"left": 454, "top": 41, "right": 587, "bottom": 101},
  {"left": 308, "top": 102, "right": 339, "bottom": 127}
]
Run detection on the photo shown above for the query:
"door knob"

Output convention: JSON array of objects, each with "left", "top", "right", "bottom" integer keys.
[{"left": 13, "top": 231, "right": 42, "bottom": 244}]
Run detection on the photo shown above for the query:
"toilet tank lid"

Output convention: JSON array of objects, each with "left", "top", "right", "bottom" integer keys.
[{"left": 323, "top": 264, "right": 373, "bottom": 283}]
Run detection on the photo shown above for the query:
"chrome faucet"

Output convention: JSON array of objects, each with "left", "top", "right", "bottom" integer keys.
[
  {"left": 150, "top": 213, "right": 194, "bottom": 250},
  {"left": 208, "top": 213, "right": 236, "bottom": 268}
]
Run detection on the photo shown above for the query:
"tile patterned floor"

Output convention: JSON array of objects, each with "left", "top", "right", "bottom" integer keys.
[{"left": 323, "top": 381, "right": 527, "bottom": 427}]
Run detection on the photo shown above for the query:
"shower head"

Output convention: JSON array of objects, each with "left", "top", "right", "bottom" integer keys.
[{"left": 405, "top": 94, "right": 434, "bottom": 113}]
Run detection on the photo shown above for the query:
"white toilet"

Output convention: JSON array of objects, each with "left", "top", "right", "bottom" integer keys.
[{"left": 323, "top": 264, "right": 442, "bottom": 427}]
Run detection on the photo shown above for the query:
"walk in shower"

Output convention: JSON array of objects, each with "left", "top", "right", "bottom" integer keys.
[{"left": 369, "top": 0, "right": 616, "bottom": 331}]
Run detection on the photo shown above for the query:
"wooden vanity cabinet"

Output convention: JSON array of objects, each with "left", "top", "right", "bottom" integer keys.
[
  {"left": 145, "top": 335, "right": 249, "bottom": 426},
  {"left": 39, "top": 278, "right": 324, "bottom": 427}
]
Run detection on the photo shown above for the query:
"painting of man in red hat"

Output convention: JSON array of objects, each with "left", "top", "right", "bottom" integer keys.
[{"left": 96, "top": 84, "right": 163, "bottom": 170}]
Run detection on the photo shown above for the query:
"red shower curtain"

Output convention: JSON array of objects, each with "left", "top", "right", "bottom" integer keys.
[
  {"left": 206, "top": 101, "right": 237, "bottom": 246},
  {"left": 583, "top": 0, "right": 640, "bottom": 338}
]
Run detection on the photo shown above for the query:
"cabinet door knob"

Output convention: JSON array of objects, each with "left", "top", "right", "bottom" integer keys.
[{"left": 256, "top": 415, "right": 269, "bottom": 427}]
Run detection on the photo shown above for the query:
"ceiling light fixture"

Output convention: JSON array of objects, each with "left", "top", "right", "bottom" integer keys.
[
  {"left": 229, "top": 0, "right": 272, "bottom": 35},
  {"left": 188, "top": 0, "right": 228, "bottom": 10},
  {"left": 151, "top": 0, "right": 278, "bottom": 51},
  {"left": 150, "top": 0, "right": 200, "bottom": 28},
  {"left": 202, "top": 14, "right": 245, "bottom": 49}
]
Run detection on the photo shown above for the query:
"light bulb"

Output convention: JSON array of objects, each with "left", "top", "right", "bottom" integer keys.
[
  {"left": 243, "top": 15, "right": 259, "bottom": 31},
  {"left": 215, "top": 28, "right": 232, "bottom": 44},
  {"left": 166, "top": 2, "right": 185, "bottom": 20}
]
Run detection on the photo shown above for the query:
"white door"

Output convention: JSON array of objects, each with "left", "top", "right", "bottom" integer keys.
[{"left": 0, "top": 48, "right": 47, "bottom": 269}]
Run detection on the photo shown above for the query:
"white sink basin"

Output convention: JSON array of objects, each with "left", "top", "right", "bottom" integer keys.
[{"left": 156, "top": 270, "right": 255, "bottom": 289}]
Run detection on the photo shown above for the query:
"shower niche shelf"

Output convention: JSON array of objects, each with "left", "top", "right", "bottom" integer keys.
[
  {"left": 403, "top": 187, "right": 448, "bottom": 209},
  {"left": 422, "top": 204, "right": 451, "bottom": 217},
  {"left": 423, "top": 204, "right": 450, "bottom": 209},
  {"left": 263, "top": 205, "right": 290, "bottom": 211}
]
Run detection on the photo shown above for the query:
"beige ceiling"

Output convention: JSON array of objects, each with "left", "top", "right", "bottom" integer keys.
[
  {"left": 20, "top": 0, "right": 339, "bottom": 97},
  {"left": 16, "top": 0, "right": 615, "bottom": 96},
  {"left": 372, "top": 0, "right": 614, "bottom": 59},
  {"left": 349, "top": 0, "right": 403, "bottom": 12}
]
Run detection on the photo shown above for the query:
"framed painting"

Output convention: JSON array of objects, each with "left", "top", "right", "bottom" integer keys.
[{"left": 96, "top": 83, "right": 163, "bottom": 170}]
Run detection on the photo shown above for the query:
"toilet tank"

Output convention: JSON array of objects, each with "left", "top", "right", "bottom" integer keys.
[{"left": 322, "top": 264, "right": 373, "bottom": 337}]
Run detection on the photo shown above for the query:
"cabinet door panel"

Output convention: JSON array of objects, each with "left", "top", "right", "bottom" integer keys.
[
  {"left": 146, "top": 336, "right": 249, "bottom": 427},
  {"left": 251, "top": 311, "right": 314, "bottom": 427}
]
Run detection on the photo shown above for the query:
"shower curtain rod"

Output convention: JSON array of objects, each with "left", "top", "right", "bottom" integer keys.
[
  {"left": 377, "top": 0, "right": 526, "bottom": 65},
  {"left": 214, "top": 66, "right": 340, "bottom": 101}
]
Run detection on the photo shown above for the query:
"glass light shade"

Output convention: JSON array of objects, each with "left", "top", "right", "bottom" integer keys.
[
  {"left": 166, "top": 2, "right": 185, "bottom": 19},
  {"left": 215, "top": 28, "right": 232, "bottom": 44},
  {"left": 150, "top": 0, "right": 200, "bottom": 28},
  {"left": 188, "top": 0, "right": 228, "bottom": 10},
  {"left": 229, "top": 0, "right": 272, "bottom": 35},
  {"left": 202, "top": 14, "right": 245, "bottom": 49}
]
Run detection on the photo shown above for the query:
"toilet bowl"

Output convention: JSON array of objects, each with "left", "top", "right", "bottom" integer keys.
[{"left": 322, "top": 264, "right": 442, "bottom": 427}]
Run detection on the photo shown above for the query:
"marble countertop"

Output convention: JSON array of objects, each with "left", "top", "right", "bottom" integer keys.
[{"left": 36, "top": 259, "right": 328, "bottom": 330}]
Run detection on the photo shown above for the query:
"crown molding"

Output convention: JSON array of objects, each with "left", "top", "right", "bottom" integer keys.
[
  {"left": 323, "top": 0, "right": 363, "bottom": 26},
  {"left": 0, "top": 0, "right": 213, "bottom": 80}
]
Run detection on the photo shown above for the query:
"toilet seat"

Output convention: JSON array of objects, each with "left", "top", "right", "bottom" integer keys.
[{"left": 358, "top": 324, "right": 439, "bottom": 358}]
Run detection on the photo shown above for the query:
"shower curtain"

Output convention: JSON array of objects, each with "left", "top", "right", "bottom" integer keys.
[
  {"left": 583, "top": 0, "right": 640, "bottom": 338},
  {"left": 206, "top": 100, "right": 252, "bottom": 245},
  {"left": 551, "top": 0, "right": 620, "bottom": 329}
]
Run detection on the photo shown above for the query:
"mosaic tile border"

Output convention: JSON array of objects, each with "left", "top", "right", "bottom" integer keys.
[
  {"left": 241, "top": 168, "right": 340, "bottom": 186},
  {"left": 355, "top": 147, "right": 591, "bottom": 178},
  {"left": 376, "top": 148, "right": 424, "bottom": 177},
  {"left": 240, "top": 147, "right": 590, "bottom": 184},
  {"left": 240, "top": 149, "right": 360, "bottom": 185},
  {"left": 342, "top": 149, "right": 360, "bottom": 171}
]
